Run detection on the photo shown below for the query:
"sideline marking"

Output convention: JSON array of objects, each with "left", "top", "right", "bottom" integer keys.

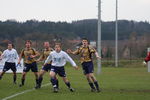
[{"left": 1, "top": 83, "right": 51, "bottom": 100}]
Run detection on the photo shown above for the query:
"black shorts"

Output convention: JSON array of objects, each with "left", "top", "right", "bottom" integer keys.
[
  {"left": 23, "top": 62, "right": 38, "bottom": 72},
  {"left": 42, "top": 64, "right": 51, "bottom": 72},
  {"left": 81, "top": 61, "right": 94, "bottom": 75},
  {"left": 3, "top": 62, "right": 16, "bottom": 72},
  {"left": 51, "top": 66, "right": 66, "bottom": 77}
]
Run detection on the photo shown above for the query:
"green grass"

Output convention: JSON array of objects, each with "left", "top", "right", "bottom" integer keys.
[{"left": 0, "top": 62, "right": 150, "bottom": 100}]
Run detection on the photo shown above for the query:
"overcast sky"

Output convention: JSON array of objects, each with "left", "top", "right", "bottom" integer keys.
[{"left": 0, "top": 0, "right": 149, "bottom": 22}]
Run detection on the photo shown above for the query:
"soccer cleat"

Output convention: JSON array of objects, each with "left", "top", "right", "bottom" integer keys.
[
  {"left": 13, "top": 81, "right": 17, "bottom": 84},
  {"left": 35, "top": 84, "right": 41, "bottom": 89},
  {"left": 91, "top": 88, "right": 96, "bottom": 92},
  {"left": 38, "top": 84, "right": 41, "bottom": 88},
  {"left": 35, "top": 85, "right": 39, "bottom": 89},
  {"left": 53, "top": 87, "right": 58, "bottom": 93},
  {"left": 96, "top": 88, "right": 101, "bottom": 93},
  {"left": 69, "top": 87, "right": 75, "bottom": 92},
  {"left": 19, "top": 84, "right": 24, "bottom": 87}
]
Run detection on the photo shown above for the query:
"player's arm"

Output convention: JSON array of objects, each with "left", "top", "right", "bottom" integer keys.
[
  {"left": 44, "top": 54, "right": 52, "bottom": 65},
  {"left": 15, "top": 50, "right": 19, "bottom": 60},
  {"left": 95, "top": 52, "right": 101, "bottom": 59},
  {"left": 18, "top": 50, "right": 24, "bottom": 64},
  {"left": 0, "top": 51, "right": 6, "bottom": 60},
  {"left": 64, "top": 52, "right": 78, "bottom": 70},
  {"left": 30, "top": 50, "right": 40, "bottom": 58},
  {"left": 91, "top": 47, "right": 101, "bottom": 59},
  {"left": 67, "top": 48, "right": 80, "bottom": 55},
  {"left": 36, "top": 51, "right": 44, "bottom": 62}
]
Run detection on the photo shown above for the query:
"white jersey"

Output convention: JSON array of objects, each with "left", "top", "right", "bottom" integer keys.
[
  {"left": 1, "top": 49, "right": 18, "bottom": 63},
  {"left": 45, "top": 50, "right": 77, "bottom": 67}
]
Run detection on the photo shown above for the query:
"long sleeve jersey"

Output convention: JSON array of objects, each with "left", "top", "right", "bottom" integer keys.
[
  {"left": 45, "top": 50, "right": 77, "bottom": 67},
  {"left": 1, "top": 49, "right": 18, "bottom": 63}
]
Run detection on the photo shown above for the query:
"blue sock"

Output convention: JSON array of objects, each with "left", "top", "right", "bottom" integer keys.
[
  {"left": 50, "top": 78, "right": 57, "bottom": 88},
  {"left": 65, "top": 82, "right": 71, "bottom": 88}
]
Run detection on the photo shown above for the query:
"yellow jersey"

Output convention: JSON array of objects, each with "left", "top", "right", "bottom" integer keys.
[
  {"left": 20, "top": 48, "right": 38, "bottom": 64},
  {"left": 39, "top": 48, "right": 53, "bottom": 64},
  {"left": 72, "top": 45, "right": 96, "bottom": 63}
]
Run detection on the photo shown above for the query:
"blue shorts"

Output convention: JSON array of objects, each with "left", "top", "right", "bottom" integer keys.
[
  {"left": 51, "top": 66, "right": 66, "bottom": 77},
  {"left": 3, "top": 62, "right": 16, "bottom": 72},
  {"left": 42, "top": 64, "right": 51, "bottom": 72},
  {"left": 81, "top": 61, "right": 94, "bottom": 75},
  {"left": 23, "top": 62, "right": 38, "bottom": 72}
]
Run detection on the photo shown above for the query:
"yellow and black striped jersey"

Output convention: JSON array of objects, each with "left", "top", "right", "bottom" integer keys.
[
  {"left": 39, "top": 48, "right": 53, "bottom": 64},
  {"left": 72, "top": 45, "right": 96, "bottom": 63},
  {"left": 20, "top": 48, "right": 38, "bottom": 64}
]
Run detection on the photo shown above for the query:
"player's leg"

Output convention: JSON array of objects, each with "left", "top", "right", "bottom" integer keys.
[
  {"left": 85, "top": 74, "right": 96, "bottom": 92},
  {"left": 0, "top": 62, "right": 10, "bottom": 80},
  {"left": 50, "top": 70, "right": 58, "bottom": 92},
  {"left": 33, "top": 72, "right": 39, "bottom": 88},
  {"left": 11, "top": 63, "right": 17, "bottom": 84},
  {"left": 55, "top": 76, "right": 59, "bottom": 89},
  {"left": 19, "top": 63, "right": 30, "bottom": 87},
  {"left": 31, "top": 62, "right": 39, "bottom": 88},
  {"left": 37, "top": 70, "right": 46, "bottom": 88},
  {"left": 58, "top": 67, "right": 74, "bottom": 92},
  {"left": 19, "top": 72, "right": 27, "bottom": 87},
  {"left": 37, "top": 64, "right": 51, "bottom": 88},
  {"left": 88, "top": 61, "right": 101, "bottom": 92},
  {"left": 62, "top": 77, "right": 74, "bottom": 92},
  {"left": 0, "top": 71, "right": 6, "bottom": 80},
  {"left": 89, "top": 73, "right": 101, "bottom": 92},
  {"left": 12, "top": 72, "right": 17, "bottom": 84},
  {"left": 82, "top": 62, "right": 96, "bottom": 91}
]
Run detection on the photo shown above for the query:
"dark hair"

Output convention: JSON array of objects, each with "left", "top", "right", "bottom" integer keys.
[
  {"left": 82, "top": 38, "right": 90, "bottom": 44},
  {"left": 55, "top": 43, "right": 62, "bottom": 48},
  {"left": 8, "top": 42, "right": 14, "bottom": 47},
  {"left": 25, "top": 40, "right": 32, "bottom": 44}
]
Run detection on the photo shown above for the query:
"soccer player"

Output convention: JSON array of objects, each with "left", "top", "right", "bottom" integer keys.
[
  {"left": 44, "top": 43, "right": 78, "bottom": 93},
  {"left": 0, "top": 43, "right": 18, "bottom": 84},
  {"left": 18, "top": 40, "right": 40, "bottom": 88},
  {"left": 143, "top": 51, "right": 150, "bottom": 64},
  {"left": 35, "top": 42, "right": 58, "bottom": 89},
  {"left": 67, "top": 38, "right": 101, "bottom": 92}
]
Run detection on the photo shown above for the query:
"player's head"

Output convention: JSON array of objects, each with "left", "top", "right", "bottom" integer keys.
[
  {"left": 25, "top": 40, "right": 32, "bottom": 48},
  {"left": 8, "top": 42, "right": 13, "bottom": 50},
  {"left": 44, "top": 41, "right": 50, "bottom": 49},
  {"left": 82, "top": 38, "right": 89, "bottom": 47},
  {"left": 54, "top": 43, "right": 62, "bottom": 53}
]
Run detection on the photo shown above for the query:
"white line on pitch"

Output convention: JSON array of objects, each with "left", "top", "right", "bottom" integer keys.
[{"left": 1, "top": 83, "right": 51, "bottom": 100}]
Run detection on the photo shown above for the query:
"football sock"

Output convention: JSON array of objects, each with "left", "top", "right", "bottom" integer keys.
[
  {"left": 94, "top": 81, "right": 100, "bottom": 89},
  {"left": 36, "top": 79, "right": 39, "bottom": 85},
  {"left": 50, "top": 78, "right": 57, "bottom": 88},
  {"left": 56, "top": 79, "right": 59, "bottom": 88},
  {"left": 21, "top": 78, "right": 25, "bottom": 85},
  {"left": 65, "top": 82, "right": 71, "bottom": 88},
  {"left": 38, "top": 76, "right": 43, "bottom": 85},
  {"left": 13, "top": 74, "right": 17, "bottom": 83},
  {"left": 89, "top": 82, "right": 95, "bottom": 89}
]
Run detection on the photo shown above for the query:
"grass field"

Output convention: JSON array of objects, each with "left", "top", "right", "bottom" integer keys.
[{"left": 0, "top": 61, "right": 150, "bottom": 100}]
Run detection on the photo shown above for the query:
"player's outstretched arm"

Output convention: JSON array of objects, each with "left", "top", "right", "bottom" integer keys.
[
  {"left": 64, "top": 52, "right": 78, "bottom": 69},
  {"left": 95, "top": 52, "right": 101, "bottom": 59}
]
